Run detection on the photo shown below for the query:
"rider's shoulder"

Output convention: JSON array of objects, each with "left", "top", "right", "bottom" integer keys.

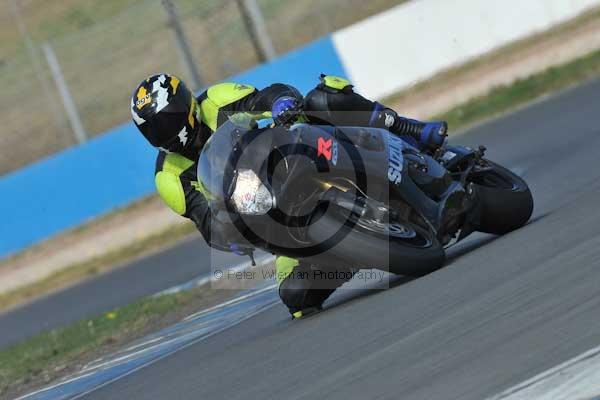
[{"left": 202, "top": 82, "right": 256, "bottom": 107}]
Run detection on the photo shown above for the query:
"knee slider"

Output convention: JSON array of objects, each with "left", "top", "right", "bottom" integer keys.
[{"left": 320, "top": 74, "right": 353, "bottom": 92}]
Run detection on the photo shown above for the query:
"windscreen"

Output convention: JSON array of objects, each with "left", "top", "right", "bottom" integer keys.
[{"left": 197, "top": 119, "right": 247, "bottom": 206}]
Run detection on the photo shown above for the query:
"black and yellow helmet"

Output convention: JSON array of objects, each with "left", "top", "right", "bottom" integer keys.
[{"left": 131, "top": 73, "right": 199, "bottom": 153}]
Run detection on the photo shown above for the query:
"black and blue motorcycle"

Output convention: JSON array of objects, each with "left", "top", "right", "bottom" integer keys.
[{"left": 198, "top": 119, "right": 533, "bottom": 276}]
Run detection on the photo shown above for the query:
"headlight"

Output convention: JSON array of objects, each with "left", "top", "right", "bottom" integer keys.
[{"left": 231, "top": 169, "right": 274, "bottom": 215}]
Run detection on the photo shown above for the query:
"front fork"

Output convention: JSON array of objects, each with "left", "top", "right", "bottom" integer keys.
[{"left": 440, "top": 144, "right": 490, "bottom": 242}]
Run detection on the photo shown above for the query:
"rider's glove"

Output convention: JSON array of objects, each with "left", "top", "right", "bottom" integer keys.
[{"left": 272, "top": 96, "right": 302, "bottom": 126}]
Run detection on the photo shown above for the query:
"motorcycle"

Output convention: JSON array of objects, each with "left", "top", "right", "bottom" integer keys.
[{"left": 197, "top": 118, "right": 533, "bottom": 275}]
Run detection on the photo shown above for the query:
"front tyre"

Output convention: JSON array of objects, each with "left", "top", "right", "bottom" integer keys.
[
  {"left": 472, "top": 160, "right": 534, "bottom": 234},
  {"left": 307, "top": 206, "right": 445, "bottom": 276}
]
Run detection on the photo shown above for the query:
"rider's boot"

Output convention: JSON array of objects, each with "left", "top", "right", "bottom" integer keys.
[
  {"left": 278, "top": 261, "right": 355, "bottom": 319},
  {"left": 369, "top": 104, "right": 448, "bottom": 150},
  {"left": 302, "top": 75, "right": 447, "bottom": 150}
]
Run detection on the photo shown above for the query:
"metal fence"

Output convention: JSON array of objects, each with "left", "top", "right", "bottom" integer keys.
[{"left": 0, "top": 0, "right": 404, "bottom": 175}]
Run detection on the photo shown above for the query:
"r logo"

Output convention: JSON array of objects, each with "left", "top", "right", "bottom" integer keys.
[{"left": 318, "top": 137, "right": 332, "bottom": 161}]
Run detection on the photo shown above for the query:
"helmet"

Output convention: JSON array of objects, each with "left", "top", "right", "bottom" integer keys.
[{"left": 131, "top": 73, "right": 200, "bottom": 153}]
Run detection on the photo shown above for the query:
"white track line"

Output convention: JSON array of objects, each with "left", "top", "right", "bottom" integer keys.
[
  {"left": 17, "top": 256, "right": 278, "bottom": 400},
  {"left": 184, "top": 283, "right": 277, "bottom": 321},
  {"left": 152, "top": 254, "right": 275, "bottom": 297},
  {"left": 69, "top": 302, "right": 278, "bottom": 400},
  {"left": 488, "top": 344, "right": 600, "bottom": 400}
]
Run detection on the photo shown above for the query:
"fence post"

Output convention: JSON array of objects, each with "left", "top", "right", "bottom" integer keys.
[
  {"left": 42, "top": 43, "right": 88, "bottom": 144},
  {"left": 161, "top": 0, "right": 204, "bottom": 90},
  {"left": 8, "top": 0, "right": 70, "bottom": 145},
  {"left": 236, "top": 0, "right": 277, "bottom": 62}
]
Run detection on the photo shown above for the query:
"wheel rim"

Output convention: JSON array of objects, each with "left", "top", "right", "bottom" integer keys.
[
  {"left": 355, "top": 218, "right": 416, "bottom": 238},
  {"left": 349, "top": 215, "right": 433, "bottom": 248}
]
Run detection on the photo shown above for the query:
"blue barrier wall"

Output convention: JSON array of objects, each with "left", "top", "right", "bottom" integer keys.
[{"left": 0, "top": 35, "right": 347, "bottom": 258}]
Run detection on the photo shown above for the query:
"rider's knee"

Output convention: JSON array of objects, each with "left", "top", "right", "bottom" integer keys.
[{"left": 278, "top": 272, "right": 310, "bottom": 312}]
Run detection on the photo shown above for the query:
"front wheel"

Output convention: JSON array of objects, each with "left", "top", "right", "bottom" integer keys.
[
  {"left": 306, "top": 206, "right": 445, "bottom": 276},
  {"left": 471, "top": 160, "right": 534, "bottom": 234}
]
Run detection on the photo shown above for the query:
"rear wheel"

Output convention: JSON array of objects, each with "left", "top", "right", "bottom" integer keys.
[
  {"left": 472, "top": 160, "right": 533, "bottom": 234},
  {"left": 307, "top": 205, "right": 445, "bottom": 276}
]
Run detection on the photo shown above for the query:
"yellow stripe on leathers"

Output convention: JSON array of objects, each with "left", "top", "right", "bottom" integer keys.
[
  {"left": 188, "top": 96, "right": 196, "bottom": 128},
  {"left": 275, "top": 256, "right": 299, "bottom": 286}
]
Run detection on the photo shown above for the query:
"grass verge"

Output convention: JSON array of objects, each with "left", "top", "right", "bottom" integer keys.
[
  {"left": 0, "top": 291, "right": 189, "bottom": 394},
  {"left": 0, "top": 258, "right": 275, "bottom": 398},
  {"left": 0, "top": 221, "right": 196, "bottom": 313},
  {"left": 0, "top": 278, "right": 249, "bottom": 398},
  {"left": 435, "top": 48, "right": 600, "bottom": 129}
]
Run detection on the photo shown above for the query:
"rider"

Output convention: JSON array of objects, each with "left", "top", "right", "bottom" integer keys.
[{"left": 130, "top": 73, "right": 448, "bottom": 318}]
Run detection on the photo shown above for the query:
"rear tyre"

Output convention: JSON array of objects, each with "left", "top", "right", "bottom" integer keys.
[
  {"left": 307, "top": 206, "right": 445, "bottom": 276},
  {"left": 473, "top": 160, "right": 533, "bottom": 234}
]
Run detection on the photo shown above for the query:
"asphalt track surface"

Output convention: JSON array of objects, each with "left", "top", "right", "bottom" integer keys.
[
  {"left": 7, "top": 78, "right": 600, "bottom": 399},
  {"left": 0, "top": 238, "right": 245, "bottom": 348},
  {"left": 79, "top": 79, "right": 600, "bottom": 400}
]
